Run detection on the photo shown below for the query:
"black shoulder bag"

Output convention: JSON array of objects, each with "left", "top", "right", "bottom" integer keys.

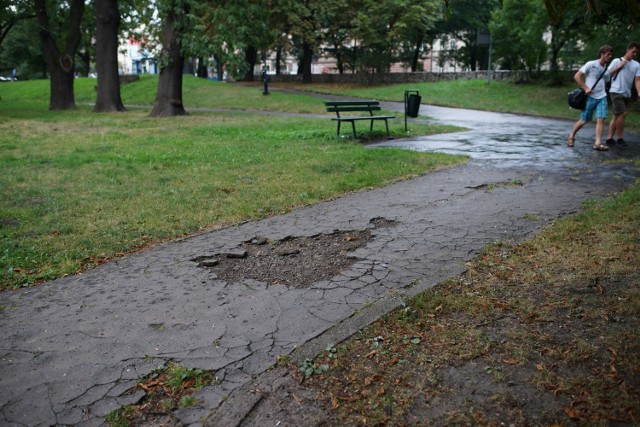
[{"left": 568, "top": 65, "right": 608, "bottom": 110}]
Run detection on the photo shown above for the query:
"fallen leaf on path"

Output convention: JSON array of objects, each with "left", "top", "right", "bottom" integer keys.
[
  {"left": 292, "top": 393, "right": 302, "bottom": 405},
  {"left": 564, "top": 406, "right": 580, "bottom": 419},
  {"left": 331, "top": 395, "right": 339, "bottom": 409}
]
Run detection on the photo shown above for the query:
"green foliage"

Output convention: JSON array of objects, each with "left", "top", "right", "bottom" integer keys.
[
  {"left": 2, "top": 0, "right": 639, "bottom": 89},
  {"left": 434, "top": 0, "right": 499, "bottom": 71},
  {"left": 348, "top": 0, "right": 443, "bottom": 73},
  {"left": 165, "top": 365, "right": 210, "bottom": 390},
  {"left": 0, "top": 18, "right": 45, "bottom": 80},
  {"left": 299, "top": 358, "right": 329, "bottom": 378},
  {"left": 179, "top": 395, "right": 200, "bottom": 407},
  {"left": 105, "top": 405, "right": 135, "bottom": 427},
  {"left": 326, "top": 344, "right": 338, "bottom": 359},
  {"left": 490, "top": 0, "right": 548, "bottom": 74}
]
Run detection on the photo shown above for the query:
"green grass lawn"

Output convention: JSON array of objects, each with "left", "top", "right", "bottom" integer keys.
[{"left": 0, "top": 77, "right": 463, "bottom": 290}]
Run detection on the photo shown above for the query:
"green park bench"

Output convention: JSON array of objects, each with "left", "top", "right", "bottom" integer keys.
[{"left": 325, "top": 100, "right": 395, "bottom": 138}]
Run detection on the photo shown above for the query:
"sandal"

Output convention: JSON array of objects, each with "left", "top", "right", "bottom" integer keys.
[
  {"left": 593, "top": 144, "right": 608, "bottom": 151},
  {"left": 567, "top": 136, "right": 575, "bottom": 147}
]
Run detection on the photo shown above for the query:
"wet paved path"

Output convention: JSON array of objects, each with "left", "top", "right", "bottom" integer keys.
[{"left": 1, "top": 103, "right": 639, "bottom": 426}]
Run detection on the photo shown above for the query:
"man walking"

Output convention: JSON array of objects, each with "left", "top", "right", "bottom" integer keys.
[
  {"left": 567, "top": 45, "right": 613, "bottom": 151},
  {"left": 605, "top": 42, "right": 640, "bottom": 147}
]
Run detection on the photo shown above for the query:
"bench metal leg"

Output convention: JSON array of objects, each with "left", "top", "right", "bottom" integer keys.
[
  {"left": 336, "top": 121, "right": 341, "bottom": 136},
  {"left": 351, "top": 121, "right": 357, "bottom": 138},
  {"left": 384, "top": 119, "right": 389, "bottom": 136}
]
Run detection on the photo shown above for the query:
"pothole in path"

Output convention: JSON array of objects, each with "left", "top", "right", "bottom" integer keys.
[
  {"left": 194, "top": 230, "right": 372, "bottom": 288},
  {"left": 193, "top": 218, "right": 400, "bottom": 288}
]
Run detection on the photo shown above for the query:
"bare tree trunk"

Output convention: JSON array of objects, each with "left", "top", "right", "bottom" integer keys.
[
  {"left": 149, "top": 4, "right": 187, "bottom": 117},
  {"left": 35, "top": 0, "right": 84, "bottom": 110},
  {"left": 93, "top": 0, "right": 126, "bottom": 113}
]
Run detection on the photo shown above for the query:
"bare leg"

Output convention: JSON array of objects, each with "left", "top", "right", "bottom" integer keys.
[
  {"left": 569, "top": 120, "right": 585, "bottom": 140},
  {"left": 595, "top": 118, "right": 605, "bottom": 146},
  {"left": 615, "top": 112, "right": 627, "bottom": 139},
  {"left": 607, "top": 115, "right": 618, "bottom": 140}
]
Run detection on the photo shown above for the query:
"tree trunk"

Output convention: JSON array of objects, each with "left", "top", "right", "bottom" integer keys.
[
  {"left": 183, "top": 58, "right": 195, "bottom": 75},
  {"left": 333, "top": 43, "right": 344, "bottom": 74},
  {"left": 548, "top": 26, "right": 566, "bottom": 85},
  {"left": 302, "top": 42, "right": 313, "bottom": 83},
  {"left": 243, "top": 46, "right": 257, "bottom": 81},
  {"left": 411, "top": 33, "right": 425, "bottom": 72},
  {"left": 214, "top": 54, "right": 223, "bottom": 81},
  {"left": 149, "top": 4, "right": 187, "bottom": 117},
  {"left": 78, "top": 49, "right": 91, "bottom": 77},
  {"left": 197, "top": 57, "right": 208, "bottom": 78},
  {"left": 35, "top": 0, "right": 84, "bottom": 110},
  {"left": 275, "top": 45, "right": 282, "bottom": 75},
  {"left": 93, "top": 0, "right": 126, "bottom": 113}
]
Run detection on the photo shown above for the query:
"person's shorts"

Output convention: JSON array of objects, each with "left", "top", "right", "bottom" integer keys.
[
  {"left": 609, "top": 92, "right": 629, "bottom": 116},
  {"left": 581, "top": 96, "right": 608, "bottom": 122}
]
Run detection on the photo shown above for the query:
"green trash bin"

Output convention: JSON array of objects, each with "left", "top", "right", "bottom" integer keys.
[{"left": 406, "top": 94, "right": 421, "bottom": 118}]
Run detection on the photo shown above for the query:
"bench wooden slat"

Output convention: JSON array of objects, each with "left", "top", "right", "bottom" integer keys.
[
  {"left": 330, "top": 116, "right": 395, "bottom": 121},
  {"left": 324, "top": 100, "right": 379, "bottom": 106},
  {"left": 326, "top": 106, "right": 382, "bottom": 113}
]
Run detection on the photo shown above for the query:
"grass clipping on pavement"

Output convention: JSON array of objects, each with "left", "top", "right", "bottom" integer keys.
[{"left": 296, "top": 183, "right": 640, "bottom": 425}]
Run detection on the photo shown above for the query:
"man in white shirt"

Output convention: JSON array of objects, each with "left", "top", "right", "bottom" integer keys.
[
  {"left": 567, "top": 45, "right": 613, "bottom": 151},
  {"left": 605, "top": 42, "right": 640, "bottom": 147}
]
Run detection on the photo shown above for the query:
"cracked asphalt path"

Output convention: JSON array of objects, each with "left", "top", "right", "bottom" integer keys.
[{"left": 1, "top": 102, "right": 639, "bottom": 426}]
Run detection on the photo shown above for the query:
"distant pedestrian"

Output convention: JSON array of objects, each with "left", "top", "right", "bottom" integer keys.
[
  {"left": 605, "top": 42, "right": 640, "bottom": 147},
  {"left": 11, "top": 68, "right": 16, "bottom": 81},
  {"left": 567, "top": 45, "right": 614, "bottom": 151}
]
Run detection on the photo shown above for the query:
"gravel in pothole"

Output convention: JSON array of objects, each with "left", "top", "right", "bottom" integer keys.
[{"left": 198, "top": 230, "right": 372, "bottom": 288}]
